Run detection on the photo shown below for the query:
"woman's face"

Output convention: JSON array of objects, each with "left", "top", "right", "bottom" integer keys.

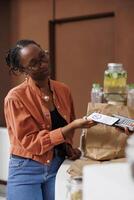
[{"left": 19, "top": 44, "right": 50, "bottom": 81}]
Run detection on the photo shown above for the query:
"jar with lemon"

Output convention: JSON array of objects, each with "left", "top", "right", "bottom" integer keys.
[{"left": 103, "top": 63, "right": 127, "bottom": 103}]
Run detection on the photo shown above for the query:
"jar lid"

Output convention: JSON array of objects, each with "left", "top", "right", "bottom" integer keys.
[{"left": 107, "top": 63, "right": 123, "bottom": 71}]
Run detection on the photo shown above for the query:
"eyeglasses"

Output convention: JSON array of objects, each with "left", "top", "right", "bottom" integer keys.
[{"left": 22, "top": 50, "right": 49, "bottom": 71}]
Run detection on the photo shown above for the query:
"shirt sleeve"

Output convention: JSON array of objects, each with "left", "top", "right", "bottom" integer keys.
[
  {"left": 64, "top": 88, "right": 76, "bottom": 145},
  {"left": 4, "top": 97, "right": 65, "bottom": 156}
]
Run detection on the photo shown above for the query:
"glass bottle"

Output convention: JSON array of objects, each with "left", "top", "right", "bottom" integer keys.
[
  {"left": 66, "top": 176, "right": 82, "bottom": 200},
  {"left": 91, "top": 83, "right": 103, "bottom": 104}
]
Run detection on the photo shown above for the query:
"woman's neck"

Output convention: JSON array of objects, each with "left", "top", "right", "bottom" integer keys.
[{"left": 33, "top": 77, "right": 50, "bottom": 91}]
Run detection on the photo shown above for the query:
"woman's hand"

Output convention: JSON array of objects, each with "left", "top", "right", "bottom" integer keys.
[
  {"left": 124, "top": 127, "right": 131, "bottom": 136},
  {"left": 65, "top": 143, "right": 81, "bottom": 160},
  {"left": 115, "top": 126, "right": 133, "bottom": 136},
  {"left": 124, "top": 122, "right": 134, "bottom": 135},
  {"left": 72, "top": 118, "right": 97, "bottom": 129},
  {"left": 61, "top": 117, "right": 97, "bottom": 139}
]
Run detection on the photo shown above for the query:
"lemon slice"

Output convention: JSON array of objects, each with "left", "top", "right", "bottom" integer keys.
[{"left": 112, "top": 72, "right": 118, "bottom": 79}]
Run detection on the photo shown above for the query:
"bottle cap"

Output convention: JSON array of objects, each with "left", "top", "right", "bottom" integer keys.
[{"left": 92, "top": 83, "right": 101, "bottom": 89}]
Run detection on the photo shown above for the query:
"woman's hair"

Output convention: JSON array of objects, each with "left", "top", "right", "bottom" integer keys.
[{"left": 5, "top": 39, "right": 40, "bottom": 74}]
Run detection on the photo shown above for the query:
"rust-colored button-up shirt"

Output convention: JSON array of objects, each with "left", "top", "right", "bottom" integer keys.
[{"left": 4, "top": 77, "right": 75, "bottom": 164}]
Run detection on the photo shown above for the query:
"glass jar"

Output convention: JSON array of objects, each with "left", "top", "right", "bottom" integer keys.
[
  {"left": 104, "top": 63, "right": 127, "bottom": 94},
  {"left": 66, "top": 176, "right": 82, "bottom": 200},
  {"left": 103, "top": 63, "right": 127, "bottom": 103}
]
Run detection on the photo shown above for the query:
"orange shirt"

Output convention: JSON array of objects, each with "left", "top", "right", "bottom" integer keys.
[{"left": 4, "top": 77, "right": 75, "bottom": 164}]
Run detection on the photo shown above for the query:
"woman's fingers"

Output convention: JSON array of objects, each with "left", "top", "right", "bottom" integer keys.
[{"left": 124, "top": 127, "right": 133, "bottom": 136}]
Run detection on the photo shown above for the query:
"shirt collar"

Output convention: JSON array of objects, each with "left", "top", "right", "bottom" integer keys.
[{"left": 26, "top": 76, "right": 55, "bottom": 96}]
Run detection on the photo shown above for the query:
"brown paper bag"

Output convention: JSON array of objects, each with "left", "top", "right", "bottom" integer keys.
[
  {"left": 67, "top": 158, "right": 101, "bottom": 177},
  {"left": 82, "top": 103, "right": 134, "bottom": 161}
]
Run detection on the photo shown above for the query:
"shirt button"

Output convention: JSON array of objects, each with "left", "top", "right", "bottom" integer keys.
[
  {"left": 46, "top": 160, "right": 50, "bottom": 163},
  {"left": 64, "top": 115, "right": 67, "bottom": 119},
  {"left": 57, "top": 105, "right": 60, "bottom": 109}
]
